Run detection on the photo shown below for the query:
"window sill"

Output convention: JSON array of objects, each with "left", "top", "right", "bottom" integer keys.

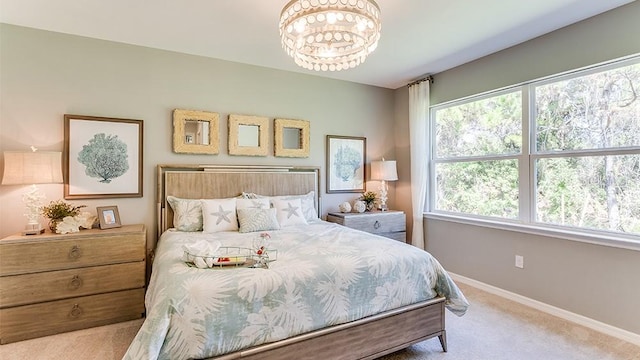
[{"left": 424, "top": 212, "right": 640, "bottom": 252}]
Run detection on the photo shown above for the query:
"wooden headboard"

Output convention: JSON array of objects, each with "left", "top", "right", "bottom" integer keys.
[{"left": 156, "top": 164, "right": 321, "bottom": 236}]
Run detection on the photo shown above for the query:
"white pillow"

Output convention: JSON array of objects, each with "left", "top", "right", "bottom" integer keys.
[
  {"left": 201, "top": 198, "right": 238, "bottom": 233},
  {"left": 236, "top": 198, "right": 270, "bottom": 210},
  {"left": 273, "top": 198, "right": 308, "bottom": 227},
  {"left": 243, "top": 191, "right": 318, "bottom": 222}
]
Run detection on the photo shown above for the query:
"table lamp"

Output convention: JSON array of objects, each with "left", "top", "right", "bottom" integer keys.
[
  {"left": 2, "top": 149, "right": 63, "bottom": 235},
  {"left": 370, "top": 159, "right": 398, "bottom": 211}
]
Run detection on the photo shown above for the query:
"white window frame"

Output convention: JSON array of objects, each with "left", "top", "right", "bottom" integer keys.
[
  {"left": 429, "top": 87, "right": 524, "bottom": 220},
  {"left": 427, "top": 55, "right": 640, "bottom": 251}
]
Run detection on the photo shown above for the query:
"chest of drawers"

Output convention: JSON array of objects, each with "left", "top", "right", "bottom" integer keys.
[
  {"left": 0, "top": 224, "right": 146, "bottom": 344},
  {"left": 326, "top": 210, "right": 406, "bottom": 242}
]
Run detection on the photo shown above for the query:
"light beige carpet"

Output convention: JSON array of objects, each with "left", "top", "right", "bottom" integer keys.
[{"left": 1, "top": 283, "right": 638, "bottom": 360}]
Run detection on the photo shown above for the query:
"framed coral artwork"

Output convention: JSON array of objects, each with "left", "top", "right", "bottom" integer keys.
[
  {"left": 326, "top": 135, "right": 366, "bottom": 193},
  {"left": 64, "top": 114, "right": 143, "bottom": 199}
]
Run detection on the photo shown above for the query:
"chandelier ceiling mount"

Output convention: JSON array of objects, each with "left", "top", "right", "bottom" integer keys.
[{"left": 279, "top": 0, "right": 382, "bottom": 72}]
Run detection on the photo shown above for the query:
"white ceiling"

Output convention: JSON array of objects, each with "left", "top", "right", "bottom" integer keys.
[{"left": 0, "top": 0, "right": 634, "bottom": 89}]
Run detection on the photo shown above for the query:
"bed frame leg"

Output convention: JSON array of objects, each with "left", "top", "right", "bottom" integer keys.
[{"left": 438, "top": 331, "right": 447, "bottom": 352}]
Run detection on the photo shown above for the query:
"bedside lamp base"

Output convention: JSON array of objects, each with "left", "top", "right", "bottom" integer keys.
[
  {"left": 22, "top": 224, "right": 45, "bottom": 236},
  {"left": 378, "top": 180, "right": 389, "bottom": 211}
]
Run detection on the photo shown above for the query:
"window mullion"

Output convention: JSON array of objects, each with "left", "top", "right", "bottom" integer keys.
[
  {"left": 520, "top": 86, "right": 531, "bottom": 223},
  {"left": 428, "top": 107, "right": 437, "bottom": 212}
]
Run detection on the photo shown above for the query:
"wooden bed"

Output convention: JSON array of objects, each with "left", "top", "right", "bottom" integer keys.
[{"left": 156, "top": 164, "right": 447, "bottom": 360}]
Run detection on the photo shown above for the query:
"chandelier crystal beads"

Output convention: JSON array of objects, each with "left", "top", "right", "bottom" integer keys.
[{"left": 279, "top": 0, "right": 381, "bottom": 72}]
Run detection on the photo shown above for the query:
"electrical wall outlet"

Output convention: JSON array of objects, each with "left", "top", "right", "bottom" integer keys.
[{"left": 515, "top": 255, "right": 524, "bottom": 269}]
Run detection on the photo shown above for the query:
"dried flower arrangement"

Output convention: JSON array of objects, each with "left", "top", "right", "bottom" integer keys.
[
  {"left": 359, "top": 191, "right": 378, "bottom": 211},
  {"left": 41, "top": 200, "right": 86, "bottom": 232}
]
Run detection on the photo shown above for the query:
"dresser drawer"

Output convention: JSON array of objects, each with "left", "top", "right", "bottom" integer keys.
[
  {"left": 0, "top": 288, "right": 145, "bottom": 344},
  {"left": 340, "top": 212, "right": 405, "bottom": 234},
  {"left": 0, "top": 232, "right": 145, "bottom": 276},
  {"left": 0, "top": 262, "right": 145, "bottom": 308}
]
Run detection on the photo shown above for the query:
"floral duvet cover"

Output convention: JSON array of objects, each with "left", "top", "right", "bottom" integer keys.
[{"left": 124, "top": 221, "right": 468, "bottom": 360}]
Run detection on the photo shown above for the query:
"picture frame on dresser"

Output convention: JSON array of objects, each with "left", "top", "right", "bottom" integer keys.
[
  {"left": 97, "top": 206, "right": 122, "bottom": 229},
  {"left": 326, "top": 135, "right": 366, "bottom": 193},
  {"left": 64, "top": 114, "right": 143, "bottom": 199}
]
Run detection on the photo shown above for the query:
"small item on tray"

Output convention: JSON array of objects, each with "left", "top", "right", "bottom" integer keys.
[
  {"left": 213, "top": 256, "right": 247, "bottom": 265},
  {"left": 182, "top": 240, "right": 222, "bottom": 258}
]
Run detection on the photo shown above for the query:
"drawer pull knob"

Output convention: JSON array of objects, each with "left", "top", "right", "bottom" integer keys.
[
  {"left": 68, "top": 245, "right": 82, "bottom": 259},
  {"left": 69, "top": 275, "right": 83, "bottom": 290},
  {"left": 374, "top": 220, "right": 381, "bottom": 229},
  {"left": 69, "top": 304, "right": 83, "bottom": 318}
]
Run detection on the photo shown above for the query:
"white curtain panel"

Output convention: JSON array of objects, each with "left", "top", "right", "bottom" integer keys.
[{"left": 408, "top": 81, "right": 429, "bottom": 249}]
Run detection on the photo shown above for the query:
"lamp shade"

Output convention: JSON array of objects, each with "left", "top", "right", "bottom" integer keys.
[
  {"left": 2, "top": 151, "right": 63, "bottom": 185},
  {"left": 370, "top": 160, "right": 398, "bottom": 181}
]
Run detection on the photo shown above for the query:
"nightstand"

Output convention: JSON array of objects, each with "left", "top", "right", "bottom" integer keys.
[
  {"left": 0, "top": 224, "right": 146, "bottom": 344},
  {"left": 327, "top": 210, "right": 406, "bottom": 242}
]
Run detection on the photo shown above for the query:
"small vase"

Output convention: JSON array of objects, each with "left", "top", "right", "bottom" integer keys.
[
  {"left": 49, "top": 218, "right": 62, "bottom": 233},
  {"left": 365, "top": 201, "right": 375, "bottom": 212}
]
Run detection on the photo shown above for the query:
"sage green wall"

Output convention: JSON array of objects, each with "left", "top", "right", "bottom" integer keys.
[
  {"left": 431, "top": 1, "right": 640, "bottom": 104},
  {"left": 0, "top": 24, "right": 397, "bottom": 249},
  {"left": 394, "top": 1, "right": 640, "bottom": 334}
]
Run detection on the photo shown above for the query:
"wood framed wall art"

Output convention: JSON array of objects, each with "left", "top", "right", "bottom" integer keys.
[
  {"left": 326, "top": 135, "right": 366, "bottom": 193},
  {"left": 64, "top": 114, "right": 143, "bottom": 199}
]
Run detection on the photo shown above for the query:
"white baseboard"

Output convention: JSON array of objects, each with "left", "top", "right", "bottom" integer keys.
[{"left": 449, "top": 272, "right": 640, "bottom": 347}]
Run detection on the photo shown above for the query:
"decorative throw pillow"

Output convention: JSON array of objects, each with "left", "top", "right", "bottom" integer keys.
[
  {"left": 270, "top": 191, "right": 318, "bottom": 222},
  {"left": 273, "top": 198, "right": 308, "bottom": 227},
  {"left": 167, "top": 196, "right": 203, "bottom": 232},
  {"left": 201, "top": 198, "right": 238, "bottom": 233},
  {"left": 236, "top": 198, "right": 270, "bottom": 210},
  {"left": 242, "top": 191, "right": 318, "bottom": 222},
  {"left": 237, "top": 208, "right": 281, "bottom": 233}
]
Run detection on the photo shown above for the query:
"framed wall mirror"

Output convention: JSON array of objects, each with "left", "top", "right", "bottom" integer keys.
[
  {"left": 228, "top": 114, "right": 269, "bottom": 156},
  {"left": 173, "top": 109, "right": 219, "bottom": 154},
  {"left": 274, "top": 118, "right": 310, "bottom": 158}
]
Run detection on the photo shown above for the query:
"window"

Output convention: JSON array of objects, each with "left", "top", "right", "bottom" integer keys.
[
  {"left": 433, "top": 90, "right": 521, "bottom": 219},
  {"left": 430, "top": 56, "right": 640, "bottom": 237}
]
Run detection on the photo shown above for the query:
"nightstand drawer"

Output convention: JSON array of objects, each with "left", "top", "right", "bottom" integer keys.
[
  {"left": 339, "top": 212, "right": 405, "bottom": 234},
  {"left": 327, "top": 211, "right": 406, "bottom": 241},
  {"left": 0, "top": 231, "right": 145, "bottom": 276},
  {"left": 0, "top": 262, "right": 145, "bottom": 307},
  {"left": 0, "top": 288, "right": 145, "bottom": 344}
]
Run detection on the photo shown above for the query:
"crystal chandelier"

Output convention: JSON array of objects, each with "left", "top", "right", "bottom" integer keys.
[{"left": 279, "top": 0, "right": 381, "bottom": 72}]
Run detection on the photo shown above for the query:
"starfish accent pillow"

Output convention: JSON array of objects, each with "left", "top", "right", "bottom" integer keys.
[
  {"left": 201, "top": 198, "right": 238, "bottom": 233},
  {"left": 272, "top": 191, "right": 318, "bottom": 222},
  {"left": 273, "top": 198, "right": 307, "bottom": 227},
  {"left": 243, "top": 191, "right": 318, "bottom": 222}
]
